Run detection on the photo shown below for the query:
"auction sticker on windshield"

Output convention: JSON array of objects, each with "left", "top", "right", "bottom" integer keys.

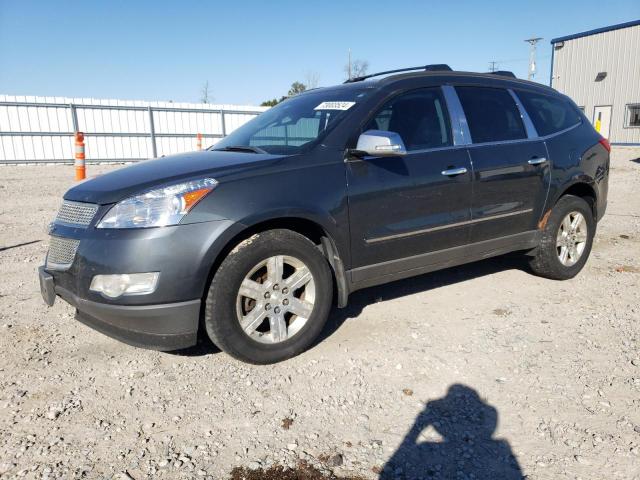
[{"left": 314, "top": 101, "right": 356, "bottom": 111}]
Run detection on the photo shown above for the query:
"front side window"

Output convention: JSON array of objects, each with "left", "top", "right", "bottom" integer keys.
[
  {"left": 626, "top": 104, "right": 640, "bottom": 127},
  {"left": 456, "top": 86, "right": 526, "bottom": 143},
  {"left": 364, "top": 88, "right": 452, "bottom": 151},
  {"left": 516, "top": 90, "right": 582, "bottom": 136},
  {"left": 214, "top": 87, "right": 370, "bottom": 155}
]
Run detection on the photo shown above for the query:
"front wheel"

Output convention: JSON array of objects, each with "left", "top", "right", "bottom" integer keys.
[
  {"left": 204, "top": 229, "right": 333, "bottom": 364},
  {"left": 529, "top": 195, "right": 595, "bottom": 280}
]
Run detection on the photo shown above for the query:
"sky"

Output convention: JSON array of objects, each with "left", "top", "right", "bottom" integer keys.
[{"left": 1, "top": 0, "right": 638, "bottom": 106}]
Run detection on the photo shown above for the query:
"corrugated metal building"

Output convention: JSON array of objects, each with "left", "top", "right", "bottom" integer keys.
[{"left": 550, "top": 20, "right": 640, "bottom": 146}]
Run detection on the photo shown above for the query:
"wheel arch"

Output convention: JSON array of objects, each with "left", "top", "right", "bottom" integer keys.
[
  {"left": 558, "top": 181, "right": 598, "bottom": 219},
  {"left": 541, "top": 179, "right": 597, "bottom": 230},
  {"left": 203, "top": 215, "right": 350, "bottom": 310}
]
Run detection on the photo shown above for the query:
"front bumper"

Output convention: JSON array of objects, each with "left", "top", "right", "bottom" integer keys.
[
  {"left": 39, "top": 217, "right": 243, "bottom": 351},
  {"left": 39, "top": 266, "right": 200, "bottom": 350}
]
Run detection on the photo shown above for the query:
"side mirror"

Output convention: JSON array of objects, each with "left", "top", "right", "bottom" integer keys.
[{"left": 355, "top": 130, "right": 407, "bottom": 157}]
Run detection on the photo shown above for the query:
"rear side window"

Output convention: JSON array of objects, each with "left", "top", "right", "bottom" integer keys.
[
  {"left": 456, "top": 86, "right": 526, "bottom": 143},
  {"left": 364, "top": 88, "right": 452, "bottom": 151},
  {"left": 516, "top": 90, "right": 582, "bottom": 136}
]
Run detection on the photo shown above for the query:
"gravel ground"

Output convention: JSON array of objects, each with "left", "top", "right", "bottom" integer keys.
[{"left": 0, "top": 148, "right": 639, "bottom": 480}]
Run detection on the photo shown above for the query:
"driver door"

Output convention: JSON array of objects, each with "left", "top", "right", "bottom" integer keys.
[{"left": 346, "top": 87, "right": 473, "bottom": 283}]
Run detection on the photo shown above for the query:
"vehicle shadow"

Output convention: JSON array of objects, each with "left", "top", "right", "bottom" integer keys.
[
  {"left": 173, "top": 253, "right": 529, "bottom": 357},
  {"left": 380, "top": 384, "right": 523, "bottom": 479},
  {"left": 170, "top": 334, "right": 221, "bottom": 356},
  {"left": 319, "top": 252, "right": 529, "bottom": 343}
]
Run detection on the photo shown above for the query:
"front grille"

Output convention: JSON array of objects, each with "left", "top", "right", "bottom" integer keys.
[
  {"left": 55, "top": 200, "right": 98, "bottom": 227},
  {"left": 46, "top": 236, "right": 80, "bottom": 270}
]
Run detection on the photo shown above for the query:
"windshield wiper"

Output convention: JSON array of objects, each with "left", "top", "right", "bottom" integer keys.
[{"left": 215, "top": 145, "right": 268, "bottom": 154}]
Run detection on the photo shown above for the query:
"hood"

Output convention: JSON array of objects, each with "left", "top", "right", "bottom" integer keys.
[{"left": 64, "top": 150, "right": 280, "bottom": 204}]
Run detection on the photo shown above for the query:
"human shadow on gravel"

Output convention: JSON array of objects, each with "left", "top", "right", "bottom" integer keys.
[
  {"left": 319, "top": 252, "right": 528, "bottom": 344},
  {"left": 380, "top": 384, "right": 523, "bottom": 479}
]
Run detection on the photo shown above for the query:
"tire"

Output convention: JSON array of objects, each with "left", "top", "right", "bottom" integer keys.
[
  {"left": 204, "top": 229, "right": 333, "bottom": 364},
  {"left": 529, "top": 195, "right": 595, "bottom": 280}
]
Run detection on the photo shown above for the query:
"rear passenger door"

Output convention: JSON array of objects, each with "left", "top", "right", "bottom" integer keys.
[{"left": 455, "top": 86, "right": 550, "bottom": 242}]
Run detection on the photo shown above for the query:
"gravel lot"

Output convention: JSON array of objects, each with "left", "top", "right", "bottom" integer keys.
[{"left": 1, "top": 148, "right": 639, "bottom": 480}]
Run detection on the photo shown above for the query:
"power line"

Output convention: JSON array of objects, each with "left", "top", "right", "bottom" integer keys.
[
  {"left": 489, "top": 61, "right": 498, "bottom": 72},
  {"left": 496, "top": 55, "right": 551, "bottom": 65}
]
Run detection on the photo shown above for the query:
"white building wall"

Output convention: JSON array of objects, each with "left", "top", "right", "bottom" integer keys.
[
  {"left": 551, "top": 24, "right": 640, "bottom": 145},
  {"left": 0, "top": 95, "right": 267, "bottom": 163}
]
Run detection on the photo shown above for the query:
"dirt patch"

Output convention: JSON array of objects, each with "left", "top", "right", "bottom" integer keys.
[
  {"left": 281, "top": 417, "right": 294, "bottom": 430},
  {"left": 230, "top": 463, "right": 365, "bottom": 480}
]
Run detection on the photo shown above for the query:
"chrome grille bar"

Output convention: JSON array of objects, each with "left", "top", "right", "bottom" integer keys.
[
  {"left": 55, "top": 201, "right": 99, "bottom": 227},
  {"left": 46, "top": 236, "right": 80, "bottom": 270}
]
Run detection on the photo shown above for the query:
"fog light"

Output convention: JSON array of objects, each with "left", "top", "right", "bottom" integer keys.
[{"left": 90, "top": 272, "right": 159, "bottom": 298}]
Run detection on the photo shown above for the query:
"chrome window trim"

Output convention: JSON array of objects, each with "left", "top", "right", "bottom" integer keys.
[
  {"left": 508, "top": 89, "right": 538, "bottom": 138},
  {"left": 441, "top": 85, "right": 472, "bottom": 146},
  {"left": 468, "top": 115, "right": 583, "bottom": 148},
  {"left": 365, "top": 208, "right": 533, "bottom": 244},
  {"left": 357, "top": 121, "right": 582, "bottom": 157},
  {"left": 463, "top": 117, "right": 582, "bottom": 149},
  {"left": 536, "top": 121, "right": 582, "bottom": 141}
]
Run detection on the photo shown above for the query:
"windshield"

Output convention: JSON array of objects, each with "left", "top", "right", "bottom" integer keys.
[{"left": 213, "top": 87, "right": 371, "bottom": 155}]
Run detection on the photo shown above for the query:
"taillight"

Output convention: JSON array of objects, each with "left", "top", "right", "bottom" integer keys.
[{"left": 598, "top": 137, "right": 611, "bottom": 153}]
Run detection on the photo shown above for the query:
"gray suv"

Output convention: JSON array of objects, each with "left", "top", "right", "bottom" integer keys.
[{"left": 39, "top": 65, "right": 610, "bottom": 364}]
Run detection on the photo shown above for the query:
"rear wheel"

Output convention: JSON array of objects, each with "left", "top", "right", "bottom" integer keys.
[
  {"left": 204, "top": 229, "right": 333, "bottom": 364},
  {"left": 529, "top": 195, "right": 595, "bottom": 280}
]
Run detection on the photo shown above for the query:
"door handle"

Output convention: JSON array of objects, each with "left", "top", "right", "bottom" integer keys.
[
  {"left": 441, "top": 167, "right": 468, "bottom": 176},
  {"left": 528, "top": 157, "right": 547, "bottom": 165}
]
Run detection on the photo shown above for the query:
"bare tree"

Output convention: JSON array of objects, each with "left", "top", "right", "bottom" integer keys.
[
  {"left": 344, "top": 59, "right": 369, "bottom": 80},
  {"left": 304, "top": 70, "right": 321, "bottom": 89},
  {"left": 200, "top": 81, "right": 211, "bottom": 104}
]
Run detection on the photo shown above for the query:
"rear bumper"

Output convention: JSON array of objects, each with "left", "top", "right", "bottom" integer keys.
[{"left": 41, "top": 266, "right": 200, "bottom": 351}]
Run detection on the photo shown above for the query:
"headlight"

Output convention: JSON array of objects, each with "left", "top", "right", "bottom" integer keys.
[{"left": 97, "top": 178, "right": 217, "bottom": 229}]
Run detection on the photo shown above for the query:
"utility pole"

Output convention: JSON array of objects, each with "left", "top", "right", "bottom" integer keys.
[
  {"left": 489, "top": 61, "right": 498, "bottom": 72},
  {"left": 524, "top": 37, "right": 543, "bottom": 80},
  {"left": 348, "top": 48, "right": 352, "bottom": 81}
]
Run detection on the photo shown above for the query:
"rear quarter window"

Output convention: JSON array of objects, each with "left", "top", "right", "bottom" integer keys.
[{"left": 516, "top": 90, "right": 582, "bottom": 136}]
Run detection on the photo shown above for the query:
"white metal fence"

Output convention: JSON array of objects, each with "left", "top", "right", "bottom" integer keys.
[{"left": 0, "top": 95, "right": 267, "bottom": 164}]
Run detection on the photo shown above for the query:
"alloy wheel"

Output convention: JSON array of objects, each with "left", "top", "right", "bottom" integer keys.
[
  {"left": 235, "top": 255, "right": 316, "bottom": 344},
  {"left": 556, "top": 211, "right": 588, "bottom": 267}
]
